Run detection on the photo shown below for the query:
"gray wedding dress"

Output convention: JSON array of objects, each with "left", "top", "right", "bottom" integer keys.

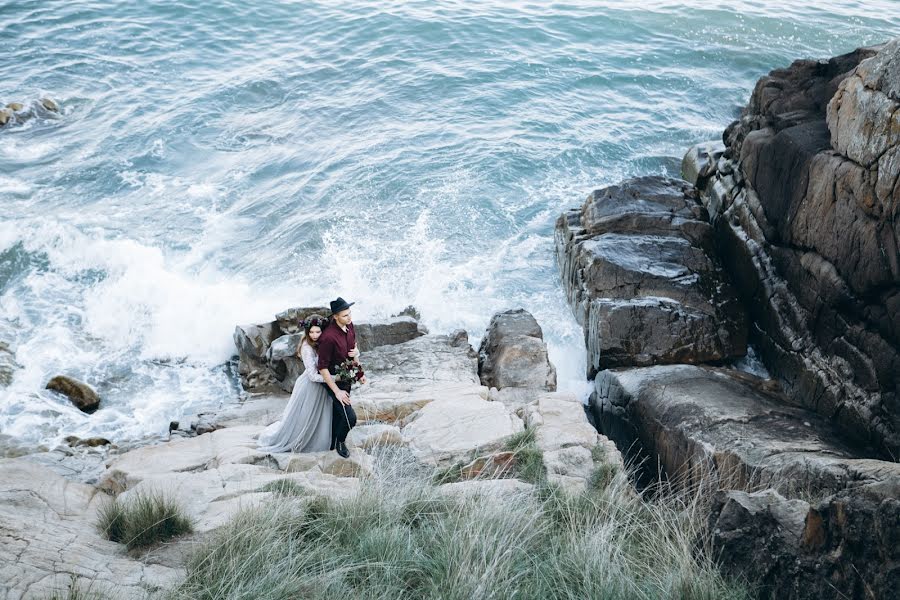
[{"left": 256, "top": 341, "right": 333, "bottom": 453}]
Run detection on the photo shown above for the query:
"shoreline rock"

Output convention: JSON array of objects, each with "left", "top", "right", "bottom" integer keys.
[
  {"left": 45, "top": 375, "right": 101, "bottom": 413},
  {"left": 686, "top": 40, "right": 900, "bottom": 457},
  {"left": 555, "top": 175, "right": 748, "bottom": 377}
]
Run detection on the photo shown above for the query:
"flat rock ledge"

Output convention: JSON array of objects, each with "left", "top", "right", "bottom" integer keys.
[{"left": 1, "top": 326, "right": 621, "bottom": 599}]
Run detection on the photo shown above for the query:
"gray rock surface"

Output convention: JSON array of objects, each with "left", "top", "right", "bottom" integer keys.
[
  {"left": 1, "top": 327, "right": 620, "bottom": 598},
  {"left": 592, "top": 365, "right": 900, "bottom": 496},
  {"left": 694, "top": 40, "right": 900, "bottom": 456},
  {"left": 0, "top": 458, "right": 182, "bottom": 599},
  {"left": 556, "top": 176, "right": 748, "bottom": 376},
  {"left": 477, "top": 309, "right": 557, "bottom": 390}
]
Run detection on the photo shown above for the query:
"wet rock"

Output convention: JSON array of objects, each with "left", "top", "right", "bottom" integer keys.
[
  {"left": 392, "top": 305, "right": 421, "bottom": 320},
  {"left": 65, "top": 436, "right": 112, "bottom": 448},
  {"left": 477, "top": 309, "right": 557, "bottom": 391},
  {"left": 46, "top": 375, "right": 100, "bottom": 413},
  {"left": 556, "top": 176, "right": 747, "bottom": 377},
  {"left": 40, "top": 97, "right": 59, "bottom": 112},
  {"left": 681, "top": 139, "right": 725, "bottom": 187},
  {"left": 5, "top": 102, "right": 24, "bottom": 112},
  {"left": 449, "top": 328, "right": 470, "bottom": 348},
  {"left": 266, "top": 332, "right": 304, "bottom": 392},
  {"left": 696, "top": 40, "right": 900, "bottom": 456},
  {"left": 0, "top": 108, "right": 11, "bottom": 126},
  {"left": 233, "top": 322, "right": 281, "bottom": 392}
]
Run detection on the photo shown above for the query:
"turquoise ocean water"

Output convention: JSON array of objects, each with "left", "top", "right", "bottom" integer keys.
[{"left": 1, "top": 0, "right": 897, "bottom": 448}]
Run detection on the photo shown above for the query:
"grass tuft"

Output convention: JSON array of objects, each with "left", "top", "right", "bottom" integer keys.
[
  {"left": 96, "top": 489, "right": 193, "bottom": 550},
  {"left": 41, "top": 575, "right": 109, "bottom": 600},
  {"left": 257, "top": 478, "right": 309, "bottom": 497}
]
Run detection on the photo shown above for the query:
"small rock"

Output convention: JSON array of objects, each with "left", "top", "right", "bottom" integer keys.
[
  {"left": 76, "top": 437, "right": 111, "bottom": 448},
  {"left": 45, "top": 375, "right": 100, "bottom": 413},
  {"left": 392, "top": 305, "right": 421, "bottom": 320},
  {"left": 6, "top": 102, "right": 24, "bottom": 112},
  {"left": 681, "top": 140, "right": 725, "bottom": 186},
  {"left": 449, "top": 328, "right": 469, "bottom": 348},
  {"left": 40, "top": 98, "right": 59, "bottom": 112},
  {"left": 0, "top": 108, "right": 12, "bottom": 126}
]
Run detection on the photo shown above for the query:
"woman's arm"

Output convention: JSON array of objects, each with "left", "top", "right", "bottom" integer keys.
[{"left": 301, "top": 343, "right": 325, "bottom": 383}]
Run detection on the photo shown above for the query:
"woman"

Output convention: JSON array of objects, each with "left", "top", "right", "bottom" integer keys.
[{"left": 257, "top": 314, "right": 334, "bottom": 453}]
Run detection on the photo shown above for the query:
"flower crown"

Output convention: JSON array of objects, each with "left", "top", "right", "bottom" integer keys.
[{"left": 299, "top": 315, "right": 329, "bottom": 330}]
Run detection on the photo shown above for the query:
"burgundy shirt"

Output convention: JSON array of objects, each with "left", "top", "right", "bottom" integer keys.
[{"left": 316, "top": 321, "right": 363, "bottom": 378}]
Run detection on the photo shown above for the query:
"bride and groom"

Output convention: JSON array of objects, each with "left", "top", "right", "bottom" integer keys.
[{"left": 257, "top": 297, "right": 367, "bottom": 458}]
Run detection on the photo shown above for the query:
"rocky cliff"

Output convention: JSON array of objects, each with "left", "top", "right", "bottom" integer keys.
[
  {"left": 687, "top": 40, "right": 900, "bottom": 458},
  {"left": 557, "top": 39, "right": 900, "bottom": 600}
]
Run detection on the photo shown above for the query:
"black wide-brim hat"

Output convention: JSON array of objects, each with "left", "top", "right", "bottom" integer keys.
[{"left": 329, "top": 297, "right": 355, "bottom": 314}]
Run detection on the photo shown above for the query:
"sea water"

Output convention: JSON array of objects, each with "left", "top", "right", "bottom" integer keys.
[{"left": 1, "top": 0, "right": 896, "bottom": 449}]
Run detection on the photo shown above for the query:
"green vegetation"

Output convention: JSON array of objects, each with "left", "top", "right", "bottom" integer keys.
[
  {"left": 257, "top": 478, "right": 310, "bottom": 497},
  {"left": 96, "top": 489, "right": 193, "bottom": 550},
  {"left": 168, "top": 454, "right": 749, "bottom": 600}
]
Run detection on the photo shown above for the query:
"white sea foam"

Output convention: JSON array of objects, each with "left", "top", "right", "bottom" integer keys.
[{"left": 0, "top": 176, "right": 32, "bottom": 196}]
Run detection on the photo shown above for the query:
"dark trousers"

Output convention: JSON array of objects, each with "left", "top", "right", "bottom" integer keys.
[{"left": 323, "top": 383, "right": 357, "bottom": 449}]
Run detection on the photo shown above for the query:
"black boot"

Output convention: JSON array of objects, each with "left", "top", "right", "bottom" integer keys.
[{"left": 335, "top": 440, "right": 349, "bottom": 458}]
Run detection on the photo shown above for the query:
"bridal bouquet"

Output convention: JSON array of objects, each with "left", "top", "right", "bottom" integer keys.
[{"left": 334, "top": 358, "right": 365, "bottom": 387}]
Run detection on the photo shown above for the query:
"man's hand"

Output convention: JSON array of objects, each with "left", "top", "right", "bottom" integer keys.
[
  {"left": 348, "top": 347, "right": 359, "bottom": 359},
  {"left": 336, "top": 390, "right": 351, "bottom": 405},
  {"left": 359, "top": 375, "right": 368, "bottom": 385}
]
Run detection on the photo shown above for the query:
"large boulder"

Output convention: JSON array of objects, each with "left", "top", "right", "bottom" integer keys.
[
  {"left": 477, "top": 309, "right": 557, "bottom": 390},
  {"left": 693, "top": 40, "right": 900, "bottom": 456},
  {"left": 45, "top": 375, "right": 100, "bottom": 413},
  {"left": 556, "top": 176, "right": 748, "bottom": 377},
  {"left": 592, "top": 364, "right": 900, "bottom": 496},
  {"left": 266, "top": 333, "right": 304, "bottom": 392},
  {"left": 233, "top": 322, "right": 281, "bottom": 392}
]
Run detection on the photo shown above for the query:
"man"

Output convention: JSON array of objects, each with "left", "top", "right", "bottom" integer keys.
[{"left": 317, "top": 296, "right": 367, "bottom": 458}]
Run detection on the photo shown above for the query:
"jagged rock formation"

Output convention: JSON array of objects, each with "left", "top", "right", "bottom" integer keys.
[
  {"left": 686, "top": 40, "right": 900, "bottom": 457},
  {"left": 556, "top": 175, "right": 748, "bottom": 377}
]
